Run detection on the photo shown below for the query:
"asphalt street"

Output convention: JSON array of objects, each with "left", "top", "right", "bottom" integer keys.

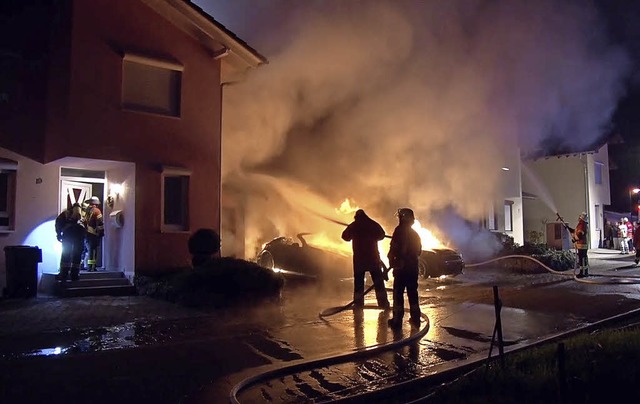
[{"left": 1, "top": 248, "right": 640, "bottom": 403}]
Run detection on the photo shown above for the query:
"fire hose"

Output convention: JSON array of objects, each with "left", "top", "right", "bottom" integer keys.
[
  {"left": 317, "top": 211, "right": 640, "bottom": 319},
  {"left": 231, "top": 252, "right": 640, "bottom": 403},
  {"left": 229, "top": 306, "right": 430, "bottom": 403}
]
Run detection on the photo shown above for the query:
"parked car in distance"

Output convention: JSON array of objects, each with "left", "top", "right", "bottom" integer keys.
[
  {"left": 257, "top": 233, "right": 352, "bottom": 280},
  {"left": 419, "top": 248, "right": 464, "bottom": 278}
]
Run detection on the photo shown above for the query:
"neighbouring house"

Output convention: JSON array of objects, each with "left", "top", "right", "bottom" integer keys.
[
  {"left": 521, "top": 144, "right": 611, "bottom": 250},
  {"left": 0, "top": 0, "right": 266, "bottom": 295}
]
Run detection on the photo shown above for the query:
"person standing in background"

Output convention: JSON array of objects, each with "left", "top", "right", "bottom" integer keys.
[
  {"left": 619, "top": 220, "right": 629, "bottom": 254},
  {"left": 84, "top": 196, "right": 104, "bottom": 271}
]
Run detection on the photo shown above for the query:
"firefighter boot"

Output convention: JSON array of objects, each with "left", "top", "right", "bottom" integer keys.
[
  {"left": 56, "top": 268, "right": 69, "bottom": 282},
  {"left": 577, "top": 267, "right": 585, "bottom": 278},
  {"left": 583, "top": 267, "right": 589, "bottom": 277},
  {"left": 387, "top": 308, "right": 403, "bottom": 329},
  {"left": 387, "top": 317, "right": 403, "bottom": 329}
]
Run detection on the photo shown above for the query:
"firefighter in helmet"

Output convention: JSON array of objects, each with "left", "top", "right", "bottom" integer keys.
[
  {"left": 569, "top": 212, "right": 589, "bottom": 278},
  {"left": 341, "top": 209, "right": 390, "bottom": 310},
  {"left": 55, "top": 203, "right": 86, "bottom": 281},
  {"left": 83, "top": 196, "right": 104, "bottom": 271},
  {"left": 387, "top": 208, "right": 422, "bottom": 328}
]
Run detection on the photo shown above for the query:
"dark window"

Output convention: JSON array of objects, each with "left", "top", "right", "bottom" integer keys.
[
  {"left": 162, "top": 174, "right": 189, "bottom": 231},
  {"left": 594, "top": 162, "right": 603, "bottom": 185},
  {"left": 0, "top": 170, "right": 16, "bottom": 230},
  {"left": 122, "top": 56, "right": 182, "bottom": 117}
]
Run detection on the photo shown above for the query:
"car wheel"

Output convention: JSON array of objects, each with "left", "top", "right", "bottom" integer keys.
[
  {"left": 257, "top": 250, "right": 275, "bottom": 270},
  {"left": 419, "top": 258, "right": 430, "bottom": 279}
]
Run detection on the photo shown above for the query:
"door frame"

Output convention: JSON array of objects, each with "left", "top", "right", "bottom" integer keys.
[{"left": 59, "top": 174, "right": 107, "bottom": 269}]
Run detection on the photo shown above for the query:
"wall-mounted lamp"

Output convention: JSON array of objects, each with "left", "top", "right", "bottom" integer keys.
[{"left": 106, "top": 183, "right": 123, "bottom": 209}]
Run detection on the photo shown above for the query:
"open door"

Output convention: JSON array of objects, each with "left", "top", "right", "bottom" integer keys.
[{"left": 60, "top": 180, "right": 93, "bottom": 210}]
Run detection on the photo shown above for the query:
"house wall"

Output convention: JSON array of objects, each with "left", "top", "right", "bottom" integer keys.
[
  {"left": 523, "top": 157, "right": 586, "bottom": 244},
  {"left": 43, "top": 0, "right": 224, "bottom": 272},
  {"left": 104, "top": 164, "right": 136, "bottom": 280},
  {"left": 586, "top": 145, "right": 610, "bottom": 247},
  {"left": 501, "top": 148, "right": 524, "bottom": 246},
  {"left": 523, "top": 148, "right": 609, "bottom": 249},
  {"left": 0, "top": 147, "right": 59, "bottom": 291},
  {"left": 0, "top": 0, "right": 69, "bottom": 162}
]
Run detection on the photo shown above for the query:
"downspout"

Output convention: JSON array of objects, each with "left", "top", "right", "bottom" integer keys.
[
  {"left": 216, "top": 47, "right": 230, "bottom": 236},
  {"left": 582, "top": 155, "right": 590, "bottom": 248}
]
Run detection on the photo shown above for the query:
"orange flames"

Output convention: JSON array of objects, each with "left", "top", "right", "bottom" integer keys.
[{"left": 306, "top": 199, "right": 447, "bottom": 261}]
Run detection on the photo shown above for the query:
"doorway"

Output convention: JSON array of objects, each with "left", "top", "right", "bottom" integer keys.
[{"left": 60, "top": 168, "right": 106, "bottom": 270}]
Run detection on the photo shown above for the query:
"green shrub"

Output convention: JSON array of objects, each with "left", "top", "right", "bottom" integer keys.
[
  {"left": 495, "top": 235, "right": 576, "bottom": 272},
  {"left": 135, "top": 257, "right": 285, "bottom": 308}
]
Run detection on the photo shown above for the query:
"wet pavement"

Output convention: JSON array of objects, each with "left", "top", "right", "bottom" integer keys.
[{"left": 1, "top": 248, "right": 640, "bottom": 403}]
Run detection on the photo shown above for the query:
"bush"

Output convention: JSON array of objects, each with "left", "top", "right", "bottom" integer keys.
[
  {"left": 135, "top": 257, "right": 285, "bottom": 308},
  {"left": 495, "top": 235, "right": 576, "bottom": 272}
]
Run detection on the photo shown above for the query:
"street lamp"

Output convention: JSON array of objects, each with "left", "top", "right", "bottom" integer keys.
[{"left": 629, "top": 188, "right": 640, "bottom": 219}]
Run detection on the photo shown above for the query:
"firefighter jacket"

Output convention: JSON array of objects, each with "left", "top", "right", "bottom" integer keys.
[
  {"left": 388, "top": 223, "right": 422, "bottom": 270},
  {"left": 55, "top": 209, "right": 86, "bottom": 241},
  {"left": 85, "top": 206, "right": 104, "bottom": 237},
  {"left": 341, "top": 214, "right": 386, "bottom": 271},
  {"left": 573, "top": 219, "right": 588, "bottom": 250}
]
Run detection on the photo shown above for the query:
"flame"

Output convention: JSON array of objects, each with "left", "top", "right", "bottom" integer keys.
[
  {"left": 306, "top": 232, "right": 352, "bottom": 256},
  {"left": 412, "top": 219, "right": 446, "bottom": 250},
  {"left": 335, "top": 198, "right": 360, "bottom": 215}
]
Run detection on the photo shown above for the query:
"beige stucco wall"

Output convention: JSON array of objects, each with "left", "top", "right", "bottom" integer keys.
[{"left": 522, "top": 145, "right": 610, "bottom": 249}]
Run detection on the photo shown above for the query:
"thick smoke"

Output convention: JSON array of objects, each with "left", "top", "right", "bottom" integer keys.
[{"left": 199, "top": 0, "right": 630, "bottom": 258}]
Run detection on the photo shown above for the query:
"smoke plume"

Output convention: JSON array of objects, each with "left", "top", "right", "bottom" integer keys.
[{"left": 199, "top": 0, "right": 630, "bottom": 258}]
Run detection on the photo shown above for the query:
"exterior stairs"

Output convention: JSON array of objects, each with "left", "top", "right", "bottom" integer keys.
[{"left": 41, "top": 271, "right": 136, "bottom": 297}]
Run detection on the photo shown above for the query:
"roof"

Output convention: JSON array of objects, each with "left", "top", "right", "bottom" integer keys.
[
  {"left": 140, "top": 0, "right": 268, "bottom": 83},
  {"left": 522, "top": 138, "right": 608, "bottom": 161}
]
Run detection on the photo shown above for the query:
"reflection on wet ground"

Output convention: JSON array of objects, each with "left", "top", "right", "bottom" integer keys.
[{"left": 5, "top": 260, "right": 640, "bottom": 403}]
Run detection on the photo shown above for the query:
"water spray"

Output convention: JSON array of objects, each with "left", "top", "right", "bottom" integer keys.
[{"left": 309, "top": 211, "right": 392, "bottom": 239}]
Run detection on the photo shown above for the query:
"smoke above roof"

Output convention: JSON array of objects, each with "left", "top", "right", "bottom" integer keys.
[{"left": 199, "top": 0, "right": 630, "bottom": 256}]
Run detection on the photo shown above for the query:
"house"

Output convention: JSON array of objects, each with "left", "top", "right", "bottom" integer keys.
[
  {"left": 521, "top": 144, "right": 611, "bottom": 250},
  {"left": 0, "top": 0, "right": 266, "bottom": 294}
]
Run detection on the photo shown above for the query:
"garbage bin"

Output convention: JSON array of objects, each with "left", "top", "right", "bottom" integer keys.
[{"left": 4, "top": 246, "right": 42, "bottom": 298}]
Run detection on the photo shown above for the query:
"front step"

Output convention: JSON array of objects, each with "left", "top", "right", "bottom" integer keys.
[{"left": 43, "top": 271, "right": 137, "bottom": 297}]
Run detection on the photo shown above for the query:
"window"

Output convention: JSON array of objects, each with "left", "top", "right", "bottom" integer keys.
[
  {"left": 594, "top": 162, "right": 604, "bottom": 185},
  {"left": 486, "top": 203, "right": 498, "bottom": 230},
  {"left": 504, "top": 200, "right": 514, "bottom": 232},
  {"left": 122, "top": 53, "right": 182, "bottom": 117},
  {"left": 0, "top": 161, "right": 17, "bottom": 231},
  {"left": 161, "top": 167, "right": 190, "bottom": 232},
  {"left": 595, "top": 205, "right": 601, "bottom": 230}
]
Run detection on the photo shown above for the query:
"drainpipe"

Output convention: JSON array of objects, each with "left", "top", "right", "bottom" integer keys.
[
  {"left": 582, "top": 155, "right": 590, "bottom": 248},
  {"left": 216, "top": 47, "right": 230, "bottom": 237}
]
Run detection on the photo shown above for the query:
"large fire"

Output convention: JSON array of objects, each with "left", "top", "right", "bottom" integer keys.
[{"left": 306, "top": 198, "right": 447, "bottom": 261}]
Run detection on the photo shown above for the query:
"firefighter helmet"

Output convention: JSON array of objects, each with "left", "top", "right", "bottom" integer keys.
[
  {"left": 89, "top": 196, "right": 100, "bottom": 205},
  {"left": 396, "top": 208, "right": 415, "bottom": 223},
  {"left": 579, "top": 212, "right": 587, "bottom": 220}
]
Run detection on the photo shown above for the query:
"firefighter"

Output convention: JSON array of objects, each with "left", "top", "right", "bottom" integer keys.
[
  {"left": 84, "top": 196, "right": 104, "bottom": 271},
  {"left": 341, "top": 209, "right": 390, "bottom": 310},
  {"left": 387, "top": 208, "right": 422, "bottom": 328},
  {"left": 569, "top": 212, "right": 589, "bottom": 278},
  {"left": 55, "top": 203, "right": 86, "bottom": 281}
]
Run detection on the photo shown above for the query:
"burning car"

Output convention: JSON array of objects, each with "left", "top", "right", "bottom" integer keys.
[
  {"left": 418, "top": 248, "right": 465, "bottom": 278},
  {"left": 257, "top": 232, "right": 464, "bottom": 280},
  {"left": 256, "top": 233, "right": 353, "bottom": 280}
]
